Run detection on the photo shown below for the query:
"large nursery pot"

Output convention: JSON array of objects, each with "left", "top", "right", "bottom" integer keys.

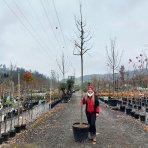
[
  {"left": 120, "top": 105, "right": 126, "bottom": 112},
  {"left": 1, "top": 132, "right": 9, "bottom": 141},
  {"left": 14, "top": 125, "right": 21, "bottom": 133},
  {"left": 126, "top": 108, "right": 132, "bottom": 115},
  {"left": 9, "top": 129, "right": 16, "bottom": 138},
  {"left": 21, "top": 124, "right": 26, "bottom": 130},
  {"left": 108, "top": 99, "right": 118, "bottom": 107},
  {"left": 140, "top": 115, "right": 145, "bottom": 122},
  {"left": 131, "top": 111, "right": 135, "bottom": 117},
  {"left": 138, "top": 106, "right": 141, "bottom": 110},
  {"left": 134, "top": 113, "right": 140, "bottom": 119},
  {"left": 123, "top": 101, "right": 127, "bottom": 105},
  {"left": 72, "top": 122, "right": 89, "bottom": 142},
  {"left": 0, "top": 137, "right": 3, "bottom": 145}
]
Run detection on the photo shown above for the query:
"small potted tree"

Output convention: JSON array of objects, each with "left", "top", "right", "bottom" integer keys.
[
  {"left": 2, "top": 110, "right": 9, "bottom": 141},
  {"left": 21, "top": 71, "right": 33, "bottom": 129},
  {"left": 14, "top": 71, "right": 21, "bottom": 133},
  {"left": 0, "top": 111, "right": 3, "bottom": 144},
  {"left": 59, "top": 82, "right": 68, "bottom": 103},
  {"left": 9, "top": 81, "right": 16, "bottom": 137},
  {"left": 2, "top": 93, "right": 10, "bottom": 141}
]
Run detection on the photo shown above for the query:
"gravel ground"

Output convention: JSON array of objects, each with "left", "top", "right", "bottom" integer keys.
[{"left": 3, "top": 92, "right": 148, "bottom": 148}]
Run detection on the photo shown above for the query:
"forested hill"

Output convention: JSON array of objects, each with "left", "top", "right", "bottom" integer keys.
[{"left": 0, "top": 64, "right": 50, "bottom": 87}]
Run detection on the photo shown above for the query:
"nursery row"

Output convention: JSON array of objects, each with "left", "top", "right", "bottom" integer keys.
[
  {"left": 99, "top": 96, "right": 148, "bottom": 124},
  {"left": 0, "top": 97, "right": 63, "bottom": 145}
]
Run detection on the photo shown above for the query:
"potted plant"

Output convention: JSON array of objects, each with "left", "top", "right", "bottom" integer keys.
[
  {"left": 72, "top": 4, "right": 92, "bottom": 141},
  {"left": 9, "top": 106, "right": 16, "bottom": 137},
  {"left": 0, "top": 112, "right": 4, "bottom": 144},
  {"left": 2, "top": 96, "right": 11, "bottom": 141},
  {"left": 21, "top": 71, "right": 33, "bottom": 129},
  {"left": 14, "top": 72, "right": 21, "bottom": 133},
  {"left": 2, "top": 111, "right": 9, "bottom": 141}
]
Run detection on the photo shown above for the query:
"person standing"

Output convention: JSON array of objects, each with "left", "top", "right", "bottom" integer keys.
[{"left": 82, "top": 86, "right": 100, "bottom": 144}]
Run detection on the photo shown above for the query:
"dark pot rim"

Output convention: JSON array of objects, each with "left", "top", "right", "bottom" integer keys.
[
  {"left": 1, "top": 132, "right": 9, "bottom": 136},
  {"left": 14, "top": 125, "right": 21, "bottom": 128},
  {"left": 9, "top": 129, "right": 16, "bottom": 133},
  {"left": 72, "top": 122, "right": 89, "bottom": 129}
]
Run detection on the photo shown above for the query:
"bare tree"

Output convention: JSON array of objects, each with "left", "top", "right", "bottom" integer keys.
[
  {"left": 56, "top": 52, "right": 69, "bottom": 82},
  {"left": 91, "top": 74, "right": 98, "bottom": 90},
  {"left": 73, "top": 4, "right": 92, "bottom": 125},
  {"left": 119, "top": 65, "right": 125, "bottom": 89},
  {"left": 106, "top": 39, "right": 123, "bottom": 95}
]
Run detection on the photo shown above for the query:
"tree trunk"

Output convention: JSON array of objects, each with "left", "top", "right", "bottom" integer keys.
[
  {"left": 80, "top": 54, "right": 83, "bottom": 126},
  {"left": 113, "top": 67, "right": 115, "bottom": 96},
  {"left": 18, "top": 72, "right": 20, "bottom": 126}
]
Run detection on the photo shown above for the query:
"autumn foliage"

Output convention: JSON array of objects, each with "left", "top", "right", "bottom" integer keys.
[{"left": 22, "top": 71, "right": 33, "bottom": 82}]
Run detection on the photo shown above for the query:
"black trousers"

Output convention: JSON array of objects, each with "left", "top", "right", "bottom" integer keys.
[{"left": 86, "top": 112, "right": 96, "bottom": 135}]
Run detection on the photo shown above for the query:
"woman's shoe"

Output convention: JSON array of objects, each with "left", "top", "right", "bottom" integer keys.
[{"left": 92, "top": 136, "right": 96, "bottom": 144}]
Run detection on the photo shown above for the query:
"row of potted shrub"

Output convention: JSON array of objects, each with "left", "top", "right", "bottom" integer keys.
[
  {"left": 49, "top": 97, "right": 64, "bottom": 108},
  {"left": 0, "top": 100, "right": 41, "bottom": 145},
  {"left": 0, "top": 96, "right": 68, "bottom": 145},
  {"left": 2, "top": 100, "right": 39, "bottom": 121},
  {"left": 0, "top": 122, "right": 26, "bottom": 144},
  {"left": 100, "top": 96, "right": 148, "bottom": 123}
]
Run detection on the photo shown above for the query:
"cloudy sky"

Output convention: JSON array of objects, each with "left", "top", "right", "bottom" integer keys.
[{"left": 0, "top": 0, "right": 148, "bottom": 79}]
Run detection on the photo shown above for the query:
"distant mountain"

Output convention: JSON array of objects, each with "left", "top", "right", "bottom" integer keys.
[{"left": 75, "top": 69, "right": 148, "bottom": 84}]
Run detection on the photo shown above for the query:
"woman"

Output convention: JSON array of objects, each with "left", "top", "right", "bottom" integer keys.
[{"left": 82, "top": 86, "right": 100, "bottom": 144}]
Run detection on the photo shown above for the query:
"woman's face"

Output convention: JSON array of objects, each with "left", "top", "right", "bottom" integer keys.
[{"left": 87, "top": 89, "right": 94, "bottom": 96}]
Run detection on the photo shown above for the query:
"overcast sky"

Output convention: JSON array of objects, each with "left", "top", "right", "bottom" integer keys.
[{"left": 0, "top": 0, "right": 148, "bottom": 79}]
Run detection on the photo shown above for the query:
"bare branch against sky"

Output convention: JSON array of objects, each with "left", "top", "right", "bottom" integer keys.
[{"left": 0, "top": 0, "right": 148, "bottom": 78}]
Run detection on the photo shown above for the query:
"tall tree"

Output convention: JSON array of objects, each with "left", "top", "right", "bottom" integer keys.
[
  {"left": 119, "top": 65, "right": 125, "bottom": 89},
  {"left": 106, "top": 39, "right": 123, "bottom": 95},
  {"left": 56, "top": 53, "right": 69, "bottom": 82},
  {"left": 91, "top": 74, "right": 98, "bottom": 90},
  {"left": 73, "top": 4, "right": 92, "bottom": 125}
]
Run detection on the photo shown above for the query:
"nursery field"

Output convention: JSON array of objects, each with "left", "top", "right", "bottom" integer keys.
[{"left": 3, "top": 92, "right": 148, "bottom": 148}]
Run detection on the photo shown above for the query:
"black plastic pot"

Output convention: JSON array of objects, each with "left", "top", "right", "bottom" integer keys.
[
  {"left": 122, "top": 98, "right": 127, "bottom": 102},
  {"left": 0, "top": 137, "right": 3, "bottom": 145},
  {"left": 14, "top": 125, "right": 21, "bottom": 133},
  {"left": 131, "top": 111, "right": 135, "bottom": 117},
  {"left": 132, "top": 101, "right": 136, "bottom": 104},
  {"left": 126, "top": 108, "right": 132, "bottom": 115},
  {"left": 108, "top": 99, "right": 118, "bottom": 107},
  {"left": 1, "top": 132, "right": 9, "bottom": 141},
  {"left": 117, "top": 100, "right": 122, "bottom": 106},
  {"left": 72, "top": 122, "right": 89, "bottom": 142},
  {"left": 21, "top": 124, "right": 26, "bottom": 130},
  {"left": 134, "top": 113, "right": 139, "bottom": 119},
  {"left": 140, "top": 115, "right": 145, "bottom": 122},
  {"left": 138, "top": 106, "right": 141, "bottom": 110},
  {"left": 123, "top": 101, "right": 127, "bottom": 105},
  {"left": 63, "top": 96, "right": 69, "bottom": 103},
  {"left": 120, "top": 105, "right": 125, "bottom": 112},
  {"left": 9, "top": 129, "right": 16, "bottom": 138},
  {"left": 133, "top": 105, "right": 137, "bottom": 109},
  {"left": 141, "top": 103, "right": 145, "bottom": 107}
]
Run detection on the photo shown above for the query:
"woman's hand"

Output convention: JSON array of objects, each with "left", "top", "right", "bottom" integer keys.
[{"left": 96, "top": 113, "right": 99, "bottom": 117}]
